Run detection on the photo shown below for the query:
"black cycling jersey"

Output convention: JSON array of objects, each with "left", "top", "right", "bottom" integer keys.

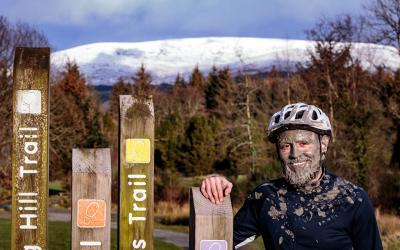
[{"left": 233, "top": 171, "right": 383, "bottom": 250}]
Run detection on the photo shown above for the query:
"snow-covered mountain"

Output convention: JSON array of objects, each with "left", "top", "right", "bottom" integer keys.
[{"left": 51, "top": 37, "right": 400, "bottom": 86}]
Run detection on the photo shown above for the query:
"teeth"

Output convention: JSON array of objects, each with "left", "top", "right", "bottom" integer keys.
[{"left": 292, "top": 162, "right": 306, "bottom": 166}]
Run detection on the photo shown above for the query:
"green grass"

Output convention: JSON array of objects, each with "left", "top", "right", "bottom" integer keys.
[
  {"left": 240, "top": 236, "right": 264, "bottom": 250},
  {"left": 386, "top": 238, "right": 400, "bottom": 250},
  {"left": 49, "top": 181, "right": 65, "bottom": 195},
  {"left": 0, "top": 219, "right": 11, "bottom": 250},
  {"left": 49, "top": 181, "right": 64, "bottom": 191},
  {"left": 0, "top": 219, "right": 182, "bottom": 250},
  {"left": 155, "top": 222, "right": 189, "bottom": 233}
]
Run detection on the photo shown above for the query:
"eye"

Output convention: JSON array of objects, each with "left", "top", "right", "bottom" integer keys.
[
  {"left": 280, "top": 144, "right": 290, "bottom": 150},
  {"left": 299, "top": 142, "right": 309, "bottom": 147}
]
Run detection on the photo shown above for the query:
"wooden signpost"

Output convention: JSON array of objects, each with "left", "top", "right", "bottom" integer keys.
[
  {"left": 189, "top": 187, "right": 233, "bottom": 250},
  {"left": 119, "top": 95, "right": 154, "bottom": 250},
  {"left": 11, "top": 47, "right": 50, "bottom": 250},
  {"left": 71, "top": 148, "right": 112, "bottom": 249}
]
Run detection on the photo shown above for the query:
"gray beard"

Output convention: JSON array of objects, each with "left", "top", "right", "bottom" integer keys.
[{"left": 283, "top": 161, "right": 321, "bottom": 187}]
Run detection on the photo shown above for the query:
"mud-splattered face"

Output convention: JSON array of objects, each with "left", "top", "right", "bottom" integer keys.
[{"left": 277, "top": 130, "right": 325, "bottom": 187}]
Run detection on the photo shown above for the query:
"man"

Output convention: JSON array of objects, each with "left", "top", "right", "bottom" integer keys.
[{"left": 201, "top": 103, "right": 383, "bottom": 249}]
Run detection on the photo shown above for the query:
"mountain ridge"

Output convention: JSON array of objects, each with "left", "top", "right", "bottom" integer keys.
[{"left": 51, "top": 37, "right": 400, "bottom": 86}]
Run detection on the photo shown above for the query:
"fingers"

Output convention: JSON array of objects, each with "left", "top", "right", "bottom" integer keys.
[
  {"left": 215, "top": 177, "right": 224, "bottom": 203},
  {"left": 209, "top": 177, "right": 220, "bottom": 204},
  {"left": 200, "top": 175, "right": 233, "bottom": 205},
  {"left": 201, "top": 179, "right": 208, "bottom": 199},
  {"left": 223, "top": 180, "right": 233, "bottom": 196},
  {"left": 205, "top": 178, "right": 215, "bottom": 204}
]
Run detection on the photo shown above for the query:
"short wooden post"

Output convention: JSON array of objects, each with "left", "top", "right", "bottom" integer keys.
[
  {"left": 11, "top": 47, "right": 50, "bottom": 250},
  {"left": 71, "top": 148, "right": 112, "bottom": 250},
  {"left": 189, "top": 187, "right": 233, "bottom": 250},
  {"left": 119, "top": 95, "right": 154, "bottom": 250}
]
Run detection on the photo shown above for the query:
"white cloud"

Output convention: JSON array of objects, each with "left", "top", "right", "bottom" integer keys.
[
  {"left": 3, "top": 0, "right": 148, "bottom": 24},
  {"left": 3, "top": 0, "right": 364, "bottom": 26},
  {"left": 1, "top": 0, "right": 365, "bottom": 49}
]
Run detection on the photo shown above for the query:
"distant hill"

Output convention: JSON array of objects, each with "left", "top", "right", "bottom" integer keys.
[
  {"left": 93, "top": 85, "right": 113, "bottom": 102},
  {"left": 51, "top": 37, "right": 400, "bottom": 86},
  {"left": 93, "top": 83, "right": 173, "bottom": 103}
]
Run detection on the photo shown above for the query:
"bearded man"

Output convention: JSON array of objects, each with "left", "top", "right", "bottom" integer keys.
[{"left": 200, "top": 103, "right": 383, "bottom": 249}]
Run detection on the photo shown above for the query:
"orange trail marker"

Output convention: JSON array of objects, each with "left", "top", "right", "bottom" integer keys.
[{"left": 77, "top": 199, "right": 106, "bottom": 228}]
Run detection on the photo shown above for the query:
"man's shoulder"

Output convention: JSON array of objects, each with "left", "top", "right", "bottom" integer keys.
[
  {"left": 249, "top": 178, "right": 286, "bottom": 196},
  {"left": 327, "top": 172, "right": 364, "bottom": 190},
  {"left": 326, "top": 171, "right": 369, "bottom": 202}
]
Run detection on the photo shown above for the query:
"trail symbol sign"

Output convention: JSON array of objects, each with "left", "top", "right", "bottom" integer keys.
[
  {"left": 77, "top": 199, "right": 106, "bottom": 228},
  {"left": 200, "top": 240, "right": 228, "bottom": 250},
  {"left": 126, "top": 138, "right": 151, "bottom": 163}
]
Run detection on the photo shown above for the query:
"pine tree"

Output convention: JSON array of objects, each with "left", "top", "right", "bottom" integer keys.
[
  {"left": 174, "top": 73, "right": 185, "bottom": 87},
  {"left": 56, "top": 62, "right": 109, "bottom": 148},
  {"left": 109, "top": 78, "right": 131, "bottom": 119},
  {"left": 205, "top": 66, "right": 221, "bottom": 114},
  {"left": 189, "top": 65, "right": 205, "bottom": 90},
  {"left": 177, "top": 115, "right": 221, "bottom": 176},
  {"left": 83, "top": 110, "right": 109, "bottom": 148},
  {"left": 59, "top": 62, "right": 88, "bottom": 99},
  {"left": 132, "top": 64, "right": 152, "bottom": 97},
  {"left": 205, "top": 66, "right": 236, "bottom": 119},
  {"left": 50, "top": 84, "right": 86, "bottom": 180},
  {"left": 155, "top": 113, "right": 185, "bottom": 172},
  {"left": 217, "top": 67, "right": 237, "bottom": 120}
]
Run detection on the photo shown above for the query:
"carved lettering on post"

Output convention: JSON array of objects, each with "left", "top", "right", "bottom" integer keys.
[
  {"left": 119, "top": 95, "right": 154, "bottom": 250},
  {"left": 71, "top": 148, "right": 112, "bottom": 250},
  {"left": 11, "top": 48, "right": 50, "bottom": 250}
]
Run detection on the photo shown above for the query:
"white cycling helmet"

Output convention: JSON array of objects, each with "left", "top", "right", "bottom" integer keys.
[{"left": 267, "top": 103, "right": 332, "bottom": 142}]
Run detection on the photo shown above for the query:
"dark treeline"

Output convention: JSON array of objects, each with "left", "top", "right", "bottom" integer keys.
[{"left": 0, "top": 0, "right": 399, "bottom": 212}]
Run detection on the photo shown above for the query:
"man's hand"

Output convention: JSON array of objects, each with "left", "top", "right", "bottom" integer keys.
[{"left": 200, "top": 174, "right": 233, "bottom": 204}]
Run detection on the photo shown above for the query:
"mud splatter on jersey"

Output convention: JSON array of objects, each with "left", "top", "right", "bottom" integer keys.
[{"left": 233, "top": 170, "right": 383, "bottom": 250}]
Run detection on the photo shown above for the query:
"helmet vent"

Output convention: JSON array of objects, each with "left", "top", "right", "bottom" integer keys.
[
  {"left": 284, "top": 111, "right": 291, "bottom": 119},
  {"left": 274, "top": 115, "right": 281, "bottom": 123},
  {"left": 295, "top": 110, "right": 305, "bottom": 119},
  {"left": 312, "top": 111, "right": 318, "bottom": 120}
]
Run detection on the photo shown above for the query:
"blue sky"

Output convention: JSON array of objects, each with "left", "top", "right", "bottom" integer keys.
[{"left": 1, "top": 0, "right": 365, "bottom": 51}]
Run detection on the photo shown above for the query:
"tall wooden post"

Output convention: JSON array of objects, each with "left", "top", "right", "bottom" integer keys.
[
  {"left": 119, "top": 95, "right": 154, "bottom": 250},
  {"left": 11, "top": 47, "right": 50, "bottom": 250},
  {"left": 71, "top": 148, "right": 112, "bottom": 250},
  {"left": 189, "top": 187, "right": 233, "bottom": 250}
]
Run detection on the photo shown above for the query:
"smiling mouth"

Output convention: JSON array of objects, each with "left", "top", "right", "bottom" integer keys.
[{"left": 289, "top": 161, "right": 307, "bottom": 168}]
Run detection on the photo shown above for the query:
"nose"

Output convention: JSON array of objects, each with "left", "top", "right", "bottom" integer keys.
[{"left": 289, "top": 144, "right": 299, "bottom": 159}]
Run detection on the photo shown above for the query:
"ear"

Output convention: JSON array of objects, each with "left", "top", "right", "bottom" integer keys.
[{"left": 320, "top": 135, "right": 330, "bottom": 154}]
